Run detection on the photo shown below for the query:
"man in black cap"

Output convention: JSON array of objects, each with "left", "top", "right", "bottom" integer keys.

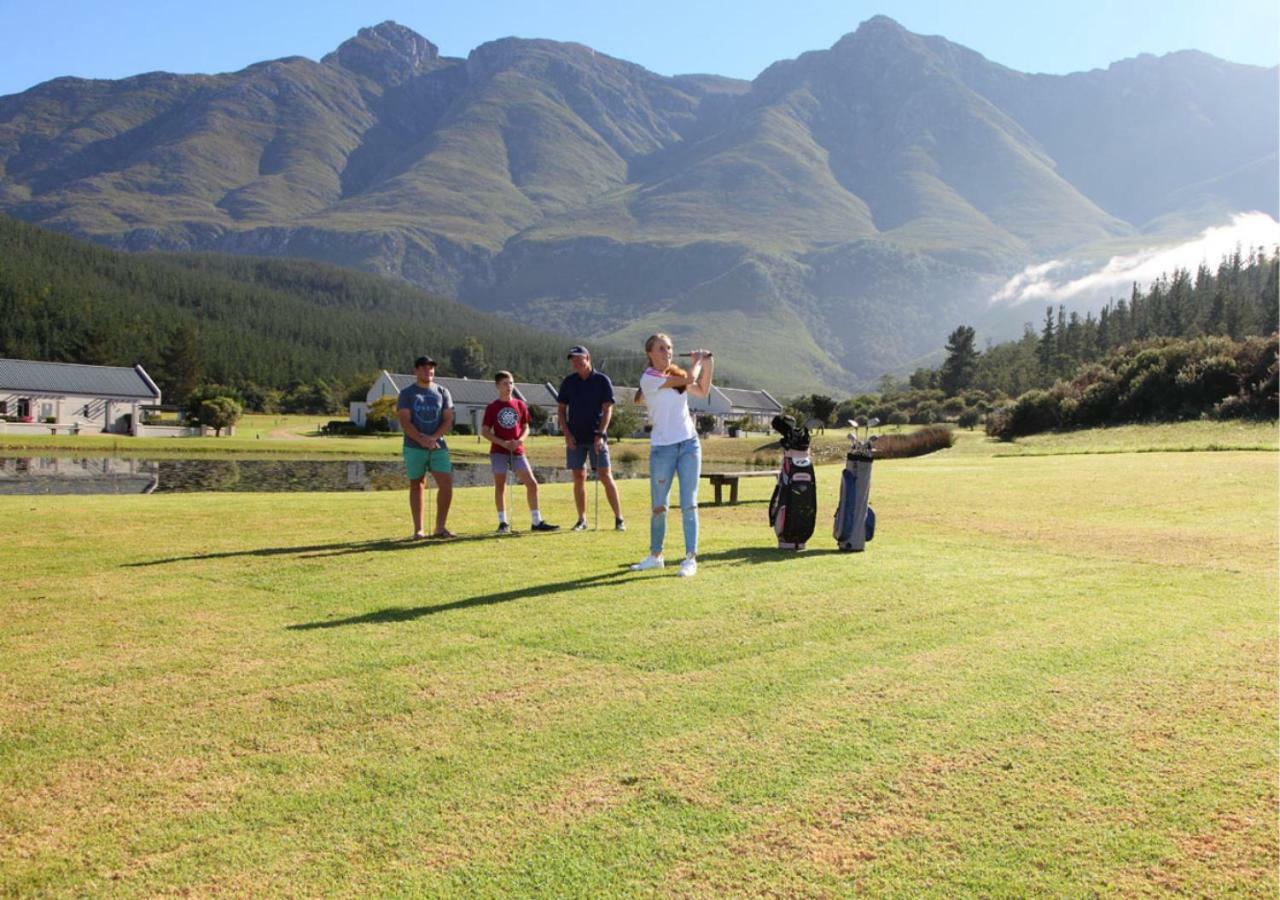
[
  {"left": 556, "top": 345, "right": 624, "bottom": 531},
  {"left": 397, "top": 355, "right": 455, "bottom": 538}
]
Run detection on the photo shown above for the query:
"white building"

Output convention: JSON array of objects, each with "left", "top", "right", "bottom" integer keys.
[
  {"left": 351, "top": 372, "right": 561, "bottom": 434},
  {"left": 350, "top": 369, "right": 782, "bottom": 437},
  {"left": 0, "top": 358, "right": 162, "bottom": 435},
  {"left": 715, "top": 386, "right": 784, "bottom": 429}
]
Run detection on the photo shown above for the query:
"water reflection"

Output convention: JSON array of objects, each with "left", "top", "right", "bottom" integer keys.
[
  {"left": 0, "top": 455, "right": 159, "bottom": 494},
  {"left": 0, "top": 455, "right": 648, "bottom": 495}
]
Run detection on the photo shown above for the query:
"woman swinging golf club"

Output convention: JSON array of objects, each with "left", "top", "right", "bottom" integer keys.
[{"left": 631, "top": 334, "right": 713, "bottom": 577}]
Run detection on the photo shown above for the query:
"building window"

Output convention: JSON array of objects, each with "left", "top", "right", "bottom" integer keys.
[{"left": 0, "top": 400, "right": 6, "bottom": 415}]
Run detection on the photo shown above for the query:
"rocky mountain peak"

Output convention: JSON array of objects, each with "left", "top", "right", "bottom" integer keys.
[{"left": 322, "top": 21, "right": 440, "bottom": 85}]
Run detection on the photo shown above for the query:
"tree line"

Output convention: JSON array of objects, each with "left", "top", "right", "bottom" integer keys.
[
  {"left": 784, "top": 247, "right": 1278, "bottom": 434},
  {"left": 0, "top": 215, "right": 581, "bottom": 411},
  {"left": 919, "top": 246, "right": 1278, "bottom": 399}
]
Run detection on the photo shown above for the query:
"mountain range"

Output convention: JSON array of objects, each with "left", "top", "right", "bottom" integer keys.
[{"left": 0, "top": 17, "right": 1274, "bottom": 392}]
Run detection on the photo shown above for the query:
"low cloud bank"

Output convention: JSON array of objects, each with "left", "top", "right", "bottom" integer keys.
[{"left": 991, "top": 212, "right": 1280, "bottom": 307}]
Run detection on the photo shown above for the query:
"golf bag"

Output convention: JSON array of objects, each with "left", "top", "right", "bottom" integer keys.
[
  {"left": 833, "top": 438, "right": 875, "bottom": 552},
  {"left": 768, "top": 415, "right": 816, "bottom": 550}
]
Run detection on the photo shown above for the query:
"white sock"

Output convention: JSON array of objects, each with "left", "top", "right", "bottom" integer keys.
[
  {"left": 497, "top": 510, "right": 508, "bottom": 525},
  {"left": 531, "top": 509, "right": 543, "bottom": 525}
]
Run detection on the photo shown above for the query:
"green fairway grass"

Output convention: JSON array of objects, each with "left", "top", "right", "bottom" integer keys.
[
  {"left": 1, "top": 427, "right": 1276, "bottom": 895},
  {"left": 986, "top": 420, "right": 1280, "bottom": 457}
]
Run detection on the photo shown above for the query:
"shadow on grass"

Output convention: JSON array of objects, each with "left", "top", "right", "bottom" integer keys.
[
  {"left": 287, "top": 568, "right": 636, "bottom": 630},
  {"left": 696, "top": 546, "right": 847, "bottom": 564},
  {"left": 121, "top": 531, "right": 543, "bottom": 567},
  {"left": 288, "top": 545, "right": 850, "bottom": 631}
]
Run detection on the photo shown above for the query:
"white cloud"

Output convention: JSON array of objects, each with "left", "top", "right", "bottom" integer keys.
[{"left": 990, "top": 212, "right": 1280, "bottom": 307}]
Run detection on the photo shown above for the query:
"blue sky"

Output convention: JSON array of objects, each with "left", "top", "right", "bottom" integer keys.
[{"left": 1, "top": 0, "right": 1276, "bottom": 97}]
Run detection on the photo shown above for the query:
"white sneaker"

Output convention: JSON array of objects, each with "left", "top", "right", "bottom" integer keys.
[
  {"left": 677, "top": 557, "right": 698, "bottom": 577},
  {"left": 630, "top": 555, "right": 664, "bottom": 571}
]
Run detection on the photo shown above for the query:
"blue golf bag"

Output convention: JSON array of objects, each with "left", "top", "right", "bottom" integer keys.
[{"left": 833, "top": 439, "right": 875, "bottom": 551}]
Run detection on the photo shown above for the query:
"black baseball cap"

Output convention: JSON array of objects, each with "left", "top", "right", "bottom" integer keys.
[
  {"left": 414, "top": 355, "right": 437, "bottom": 368},
  {"left": 566, "top": 345, "right": 589, "bottom": 359}
]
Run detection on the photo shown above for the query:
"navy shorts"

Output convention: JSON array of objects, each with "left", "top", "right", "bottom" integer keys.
[{"left": 566, "top": 441, "right": 611, "bottom": 471}]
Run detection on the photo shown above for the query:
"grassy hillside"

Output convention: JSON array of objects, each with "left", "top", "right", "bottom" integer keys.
[{"left": 2, "top": 428, "right": 1274, "bottom": 894}]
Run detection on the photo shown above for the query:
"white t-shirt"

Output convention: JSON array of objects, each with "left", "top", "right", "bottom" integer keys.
[{"left": 640, "top": 368, "right": 699, "bottom": 446}]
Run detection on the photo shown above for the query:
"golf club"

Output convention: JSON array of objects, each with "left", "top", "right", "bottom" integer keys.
[
  {"left": 507, "top": 448, "right": 514, "bottom": 533},
  {"left": 425, "top": 474, "right": 432, "bottom": 537}
]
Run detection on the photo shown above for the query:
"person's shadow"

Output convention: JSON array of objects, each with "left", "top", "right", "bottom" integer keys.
[
  {"left": 287, "top": 567, "right": 636, "bottom": 630},
  {"left": 286, "top": 544, "right": 850, "bottom": 631},
  {"left": 121, "top": 531, "right": 548, "bottom": 567}
]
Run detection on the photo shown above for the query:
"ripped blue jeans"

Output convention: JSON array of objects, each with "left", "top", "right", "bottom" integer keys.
[{"left": 649, "top": 436, "right": 701, "bottom": 557}]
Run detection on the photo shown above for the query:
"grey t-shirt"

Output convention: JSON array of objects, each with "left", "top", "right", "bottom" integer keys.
[{"left": 397, "top": 382, "right": 453, "bottom": 450}]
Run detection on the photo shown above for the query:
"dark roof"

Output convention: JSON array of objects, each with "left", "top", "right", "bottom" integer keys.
[
  {"left": 513, "top": 382, "right": 558, "bottom": 407},
  {"left": 387, "top": 373, "right": 503, "bottom": 406},
  {"left": 717, "top": 387, "right": 782, "bottom": 413},
  {"left": 0, "top": 358, "right": 161, "bottom": 401}
]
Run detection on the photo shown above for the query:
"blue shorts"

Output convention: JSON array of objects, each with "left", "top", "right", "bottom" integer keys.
[
  {"left": 566, "top": 441, "right": 611, "bottom": 471},
  {"left": 404, "top": 446, "right": 452, "bottom": 479},
  {"left": 490, "top": 453, "right": 532, "bottom": 475}
]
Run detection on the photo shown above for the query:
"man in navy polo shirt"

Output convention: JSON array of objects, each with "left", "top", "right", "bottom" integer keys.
[{"left": 556, "top": 345, "right": 625, "bottom": 531}]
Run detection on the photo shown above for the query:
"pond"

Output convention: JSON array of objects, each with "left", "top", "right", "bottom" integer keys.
[{"left": 0, "top": 455, "right": 659, "bottom": 495}]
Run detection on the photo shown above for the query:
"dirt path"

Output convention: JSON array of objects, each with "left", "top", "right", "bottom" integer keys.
[{"left": 266, "top": 427, "right": 312, "bottom": 440}]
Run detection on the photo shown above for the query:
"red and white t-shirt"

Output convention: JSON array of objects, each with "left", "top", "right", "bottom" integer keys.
[{"left": 483, "top": 398, "right": 530, "bottom": 455}]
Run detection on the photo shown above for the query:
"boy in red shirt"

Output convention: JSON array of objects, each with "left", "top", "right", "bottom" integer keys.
[{"left": 481, "top": 371, "right": 560, "bottom": 534}]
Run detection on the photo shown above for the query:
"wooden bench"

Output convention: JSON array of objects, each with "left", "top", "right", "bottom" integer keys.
[{"left": 702, "top": 470, "right": 777, "bottom": 505}]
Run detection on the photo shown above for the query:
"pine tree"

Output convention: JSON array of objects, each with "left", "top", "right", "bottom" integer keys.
[
  {"left": 159, "top": 323, "right": 203, "bottom": 403},
  {"left": 1037, "top": 306, "right": 1056, "bottom": 373},
  {"left": 449, "top": 336, "right": 489, "bottom": 379},
  {"left": 939, "top": 325, "right": 979, "bottom": 396}
]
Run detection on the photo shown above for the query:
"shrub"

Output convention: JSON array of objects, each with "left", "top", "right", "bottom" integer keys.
[
  {"left": 957, "top": 408, "right": 982, "bottom": 429},
  {"left": 608, "top": 404, "right": 642, "bottom": 440},
  {"left": 1210, "top": 395, "right": 1252, "bottom": 420},
  {"left": 1175, "top": 355, "right": 1239, "bottom": 409},
  {"left": 1235, "top": 335, "right": 1279, "bottom": 416},
  {"left": 453, "top": 423, "right": 474, "bottom": 436},
  {"left": 999, "top": 390, "right": 1062, "bottom": 439},
  {"left": 887, "top": 410, "right": 910, "bottom": 426},
  {"left": 368, "top": 396, "right": 399, "bottom": 431},
  {"left": 527, "top": 403, "right": 549, "bottom": 431},
  {"left": 199, "top": 396, "right": 242, "bottom": 437},
  {"left": 1073, "top": 377, "right": 1120, "bottom": 428},
  {"left": 1116, "top": 358, "right": 1177, "bottom": 420},
  {"left": 873, "top": 425, "right": 954, "bottom": 459},
  {"left": 320, "top": 420, "right": 363, "bottom": 436},
  {"left": 910, "top": 401, "right": 941, "bottom": 424}
]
